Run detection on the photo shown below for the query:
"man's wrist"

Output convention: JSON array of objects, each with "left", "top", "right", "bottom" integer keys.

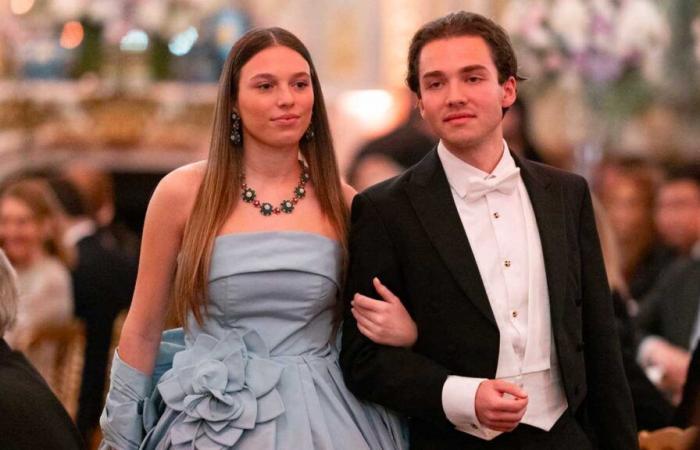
[{"left": 442, "top": 375, "right": 484, "bottom": 431}]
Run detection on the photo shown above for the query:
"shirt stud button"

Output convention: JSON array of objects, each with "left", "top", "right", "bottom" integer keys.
[
  {"left": 504, "top": 260, "right": 511, "bottom": 267},
  {"left": 512, "top": 310, "right": 518, "bottom": 318},
  {"left": 493, "top": 212, "right": 500, "bottom": 219}
]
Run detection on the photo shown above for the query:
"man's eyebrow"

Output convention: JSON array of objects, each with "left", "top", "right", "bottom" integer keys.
[
  {"left": 421, "top": 64, "right": 488, "bottom": 80},
  {"left": 458, "top": 64, "right": 489, "bottom": 74},
  {"left": 421, "top": 70, "right": 445, "bottom": 79}
]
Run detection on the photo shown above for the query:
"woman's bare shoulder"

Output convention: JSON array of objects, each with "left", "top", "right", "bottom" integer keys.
[
  {"left": 148, "top": 161, "right": 207, "bottom": 222},
  {"left": 155, "top": 161, "right": 206, "bottom": 200}
]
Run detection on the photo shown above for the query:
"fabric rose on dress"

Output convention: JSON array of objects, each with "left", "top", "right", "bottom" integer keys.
[{"left": 156, "top": 328, "right": 285, "bottom": 448}]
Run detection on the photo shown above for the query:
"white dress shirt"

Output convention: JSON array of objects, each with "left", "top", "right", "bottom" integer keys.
[{"left": 437, "top": 141, "right": 568, "bottom": 440}]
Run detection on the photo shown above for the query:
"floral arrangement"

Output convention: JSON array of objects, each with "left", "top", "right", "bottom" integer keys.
[{"left": 502, "top": 0, "right": 671, "bottom": 117}]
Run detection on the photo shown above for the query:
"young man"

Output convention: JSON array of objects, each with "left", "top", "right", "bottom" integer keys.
[{"left": 340, "top": 11, "right": 637, "bottom": 449}]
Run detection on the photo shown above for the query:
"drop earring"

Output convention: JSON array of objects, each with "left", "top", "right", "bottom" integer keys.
[
  {"left": 230, "top": 111, "right": 242, "bottom": 145},
  {"left": 303, "top": 125, "right": 314, "bottom": 141}
]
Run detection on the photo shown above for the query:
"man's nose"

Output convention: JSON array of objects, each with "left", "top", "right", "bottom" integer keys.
[{"left": 446, "top": 79, "right": 466, "bottom": 107}]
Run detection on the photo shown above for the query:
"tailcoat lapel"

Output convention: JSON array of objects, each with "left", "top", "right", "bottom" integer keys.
[
  {"left": 516, "top": 156, "right": 568, "bottom": 330},
  {"left": 405, "top": 150, "right": 497, "bottom": 327}
]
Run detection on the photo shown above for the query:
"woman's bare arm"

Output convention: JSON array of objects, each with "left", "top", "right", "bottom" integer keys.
[{"left": 116, "top": 162, "right": 204, "bottom": 375}]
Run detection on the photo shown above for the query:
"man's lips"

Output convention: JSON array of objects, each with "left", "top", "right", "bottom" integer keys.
[{"left": 443, "top": 112, "right": 476, "bottom": 123}]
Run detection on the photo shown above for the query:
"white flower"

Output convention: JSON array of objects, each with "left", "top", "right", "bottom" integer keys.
[
  {"left": 616, "top": 0, "right": 669, "bottom": 57},
  {"left": 504, "top": 0, "right": 550, "bottom": 46},
  {"left": 549, "top": 0, "right": 589, "bottom": 52}
]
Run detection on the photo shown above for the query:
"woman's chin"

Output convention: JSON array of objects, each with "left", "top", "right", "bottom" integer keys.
[{"left": 265, "top": 136, "right": 305, "bottom": 149}]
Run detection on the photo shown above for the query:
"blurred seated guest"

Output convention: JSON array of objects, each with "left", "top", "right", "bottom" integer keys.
[
  {"left": 655, "top": 164, "right": 700, "bottom": 259},
  {"left": 0, "top": 249, "right": 84, "bottom": 450},
  {"left": 49, "top": 177, "right": 137, "bottom": 443},
  {"left": 346, "top": 106, "right": 436, "bottom": 191},
  {"left": 501, "top": 97, "right": 544, "bottom": 163},
  {"left": 63, "top": 162, "right": 140, "bottom": 258},
  {"left": 0, "top": 179, "right": 73, "bottom": 380},
  {"left": 675, "top": 337, "right": 700, "bottom": 428},
  {"left": 636, "top": 253, "right": 700, "bottom": 405},
  {"left": 596, "top": 157, "right": 676, "bottom": 301},
  {"left": 594, "top": 197, "right": 674, "bottom": 430}
]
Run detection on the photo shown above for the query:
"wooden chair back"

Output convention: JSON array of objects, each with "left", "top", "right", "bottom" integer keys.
[
  {"left": 26, "top": 319, "right": 86, "bottom": 420},
  {"left": 639, "top": 426, "right": 700, "bottom": 450}
]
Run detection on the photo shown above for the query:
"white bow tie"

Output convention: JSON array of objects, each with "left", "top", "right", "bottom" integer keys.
[{"left": 464, "top": 167, "right": 520, "bottom": 201}]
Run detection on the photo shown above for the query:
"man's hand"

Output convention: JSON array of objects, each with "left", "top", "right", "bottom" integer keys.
[
  {"left": 351, "top": 277, "right": 417, "bottom": 348},
  {"left": 657, "top": 344, "right": 690, "bottom": 403},
  {"left": 642, "top": 338, "right": 690, "bottom": 403},
  {"left": 475, "top": 380, "right": 528, "bottom": 432}
]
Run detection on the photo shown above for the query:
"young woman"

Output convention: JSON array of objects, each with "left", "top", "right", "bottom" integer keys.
[
  {"left": 100, "top": 27, "right": 413, "bottom": 450},
  {"left": 0, "top": 179, "right": 73, "bottom": 380}
]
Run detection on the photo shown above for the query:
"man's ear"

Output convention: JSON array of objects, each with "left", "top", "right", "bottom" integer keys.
[
  {"left": 501, "top": 76, "right": 517, "bottom": 109},
  {"left": 417, "top": 98, "right": 425, "bottom": 118}
]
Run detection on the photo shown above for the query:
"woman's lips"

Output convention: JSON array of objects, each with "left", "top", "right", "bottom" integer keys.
[{"left": 271, "top": 114, "right": 300, "bottom": 125}]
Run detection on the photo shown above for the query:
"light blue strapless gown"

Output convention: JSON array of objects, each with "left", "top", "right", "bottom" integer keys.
[{"left": 141, "top": 232, "right": 406, "bottom": 450}]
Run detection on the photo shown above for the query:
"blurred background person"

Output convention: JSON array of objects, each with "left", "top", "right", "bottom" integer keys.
[
  {"left": 593, "top": 197, "right": 674, "bottom": 430},
  {"left": 501, "top": 97, "right": 545, "bottom": 163},
  {"left": 654, "top": 164, "right": 700, "bottom": 259},
  {"left": 675, "top": 334, "right": 700, "bottom": 429},
  {"left": 635, "top": 244, "right": 700, "bottom": 405},
  {"left": 595, "top": 157, "right": 676, "bottom": 302},
  {"left": 346, "top": 103, "right": 436, "bottom": 192},
  {"left": 636, "top": 164, "right": 700, "bottom": 405},
  {"left": 63, "top": 163, "right": 141, "bottom": 259},
  {"left": 49, "top": 177, "right": 137, "bottom": 444},
  {"left": 0, "top": 178, "right": 74, "bottom": 381},
  {"left": 0, "top": 248, "right": 84, "bottom": 450}
]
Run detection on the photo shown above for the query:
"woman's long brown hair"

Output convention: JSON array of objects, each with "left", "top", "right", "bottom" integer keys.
[{"left": 173, "top": 27, "right": 348, "bottom": 327}]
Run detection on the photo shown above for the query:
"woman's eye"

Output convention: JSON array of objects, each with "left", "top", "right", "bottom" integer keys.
[
  {"left": 257, "top": 83, "right": 273, "bottom": 91},
  {"left": 294, "top": 80, "right": 310, "bottom": 89}
]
